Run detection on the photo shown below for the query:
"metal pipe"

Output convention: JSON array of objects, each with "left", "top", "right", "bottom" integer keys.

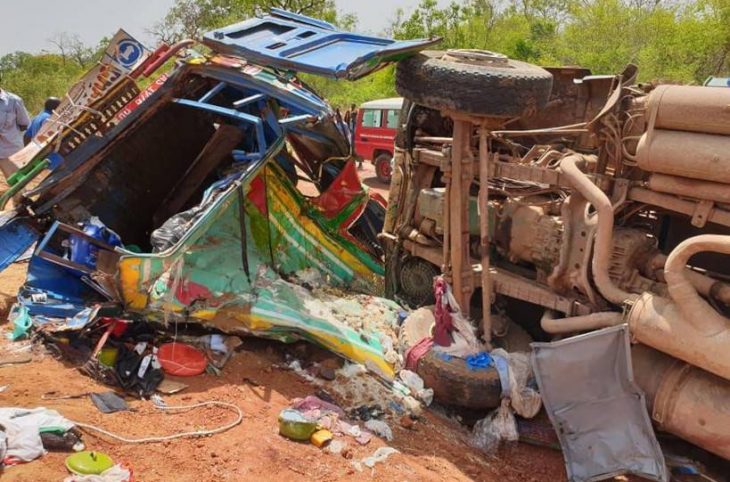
[
  {"left": 540, "top": 310, "right": 623, "bottom": 334},
  {"left": 414, "top": 136, "right": 453, "bottom": 144},
  {"left": 140, "top": 39, "right": 195, "bottom": 78},
  {"left": 560, "top": 153, "right": 637, "bottom": 305},
  {"left": 664, "top": 235, "right": 730, "bottom": 336},
  {"left": 648, "top": 173, "right": 730, "bottom": 204},
  {"left": 478, "top": 127, "right": 491, "bottom": 343},
  {"left": 628, "top": 293, "right": 730, "bottom": 381},
  {"left": 645, "top": 252, "right": 730, "bottom": 305},
  {"left": 632, "top": 343, "right": 730, "bottom": 460}
]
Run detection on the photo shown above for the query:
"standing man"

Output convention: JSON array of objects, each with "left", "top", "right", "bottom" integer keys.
[
  {"left": 24, "top": 97, "right": 60, "bottom": 145},
  {"left": 0, "top": 81, "right": 31, "bottom": 183},
  {"left": 344, "top": 103, "right": 361, "bottom": 168}
]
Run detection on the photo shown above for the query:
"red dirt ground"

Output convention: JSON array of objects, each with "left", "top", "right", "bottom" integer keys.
[{"left": 0, "top": 170, "right": 570, "bottom": 482}]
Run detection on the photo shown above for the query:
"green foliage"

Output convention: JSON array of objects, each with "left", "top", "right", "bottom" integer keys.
[
  {"left": 0, "top": 54, "right": 86, "bottom": 115},
  {"left": 391, "top": 0, "right": 730, "bottom": 85},
  {"left": 4, "top": 0, "right": 730, "bottom": 115},
  {"left": 1, "top": 36, "right": 109, "bottom": 114},
  {"left": 302, "top": 67, "right": 398, "bottom": 110}
]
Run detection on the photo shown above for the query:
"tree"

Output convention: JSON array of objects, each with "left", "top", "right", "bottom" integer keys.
[
  {"left": 47, "top": 32, "right": 96, "bottom": 68},
  {"left": 149, "top": 0, "right": 353, "bottom": 43}
]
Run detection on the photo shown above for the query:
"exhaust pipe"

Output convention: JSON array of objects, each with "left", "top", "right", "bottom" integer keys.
[
  {"left": 632, "top": 344, "right": 730, "bottom": 460},
  {"left": 629, "top": 235, "right": 730, "bottom": 381},
  {"left": 560, "top": 153, "right": 637, "bottom": 305}
]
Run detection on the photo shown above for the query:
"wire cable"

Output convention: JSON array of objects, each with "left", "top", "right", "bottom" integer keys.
[{"left": 72, "top": 400, "right": 243, "bottom": 444}]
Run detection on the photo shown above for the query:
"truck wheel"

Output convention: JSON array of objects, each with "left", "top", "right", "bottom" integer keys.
[
  {"left": 400, "top": 308, "right": 534, "bottom": 409},
  {"left": 398, "top": 257, "right": 439, "bottom": 307},
  {"left": 374, "top": 153, "right": 392, "bottom": 183},
  {"left": 396, "top": 49, "right": 553, "bottom": 117}
]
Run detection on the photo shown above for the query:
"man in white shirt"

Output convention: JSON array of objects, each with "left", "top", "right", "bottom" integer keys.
[{"left": 0, "top": 82, "right": 31, "bottom": 184}]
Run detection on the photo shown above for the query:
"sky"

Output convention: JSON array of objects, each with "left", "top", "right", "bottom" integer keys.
[{"left": 0, "top": 0, "right": 449, "bottom": 56}]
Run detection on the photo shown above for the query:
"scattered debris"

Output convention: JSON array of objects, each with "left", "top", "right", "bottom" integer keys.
[
  {"left": 364, "top": 419, "right": 393, "bottom": 442},
  {"left": 0, "top": 407, "right": 79, "bottom": 465},
  {"left": 155, "top": 379, "right": 188, "bottom": 395},
  {"left": 355, "top": 446, "right": 399, "bottom": 471},
  {"left": 65, "top": 451, "right": 114, "bottom": 475},
  {"left": 398, "top": 370, "right": 434, "bottom": 406},
  {"left": 326, "top": 439, "right": 347, "bottom": 455},
  {"left": 310, "top": 429, "right": 333, "bottom": 448},
  {"left": 89, "top": 393, "right": 129, "bottom": 414},
  {"left": 157, "top": 343, "right": 207, "bottom": 377},
  {"left": 63, "top": 464, "right": 132, "bottom": 482},
  {"left": 278, "top": 409, "right": 318, "bottom": 441}
]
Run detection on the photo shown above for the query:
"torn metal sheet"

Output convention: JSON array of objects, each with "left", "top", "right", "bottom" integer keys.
[
  {"left": 117, "top": 159, "right": 395, "bottom": 378},
  {"left": 202, "top": 8, "right": 440, "bottom": 80},
  {"left": 531, "top": 325, "right": 668, "bottom": 482},
  {"left": 0, "top": 215, "right": 38, "bottom": 271}
]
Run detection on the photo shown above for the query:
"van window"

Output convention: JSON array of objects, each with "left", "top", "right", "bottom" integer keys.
[
  {"left": 386, "top": 109, "right": 399, "bottom": 129},
  {"left": 361, "top": 109, "right": 382, "bottom": 128}
]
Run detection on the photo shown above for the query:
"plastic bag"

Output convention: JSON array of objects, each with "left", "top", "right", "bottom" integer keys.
[
  {"left": 364, "top": 419, "right": 393, "bottom": 441},
  {"left": 470, "top": 349, "right": 542, "bottom": 453},
  {"left": 471, "top": 398, "right": 519, "bottom": 453},
  {"left": 355, "top": 446, "right": 399, "bottom": 471},
  {"left": 492, "top": 348, "right": 541, "bottom": 418},
  {"left": 398, "top": 370, "right": 434, "bottom": 406}
]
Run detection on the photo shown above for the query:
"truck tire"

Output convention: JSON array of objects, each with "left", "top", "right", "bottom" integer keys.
[
  {"left": 374, "top": 153, "right": 392, "bottom": 183},
  {"left": 396, "top": 50, "right": 553, "bottom": 117},
  {"left": 400, "top": 308, "right": 533, "bottom": 409}
]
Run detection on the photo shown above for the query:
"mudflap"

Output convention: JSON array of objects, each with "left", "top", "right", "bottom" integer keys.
[{"left": 0, "top": 213, "right": 39, "bottom": 273}]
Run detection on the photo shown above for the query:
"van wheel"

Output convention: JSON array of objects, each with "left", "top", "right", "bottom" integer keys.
[
  {"left": 374, "top": 153, "right": 392, "bottom": 183},
  {"left": 396, "top": 50, "right": 553, "bottom": 117}
]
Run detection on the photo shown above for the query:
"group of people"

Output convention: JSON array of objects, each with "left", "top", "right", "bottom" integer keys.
[{"left": 0, "top": 78, "right": 60, "bottom": 187}]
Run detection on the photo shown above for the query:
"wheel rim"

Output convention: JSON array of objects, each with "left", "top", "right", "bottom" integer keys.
[
  {"left": 443, "top": 49, "right": 509, "bottom": 66},
  {"left": 377, "top": 158, "right": 392, "bottom": 180}
]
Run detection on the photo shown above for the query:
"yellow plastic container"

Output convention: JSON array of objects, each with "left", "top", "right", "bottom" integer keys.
[
  {"left": 97, "top": 347, "right": 119, "bottom": 367},
  {"left": 310, "top": 429, "right": 333, "bottom": 448}
]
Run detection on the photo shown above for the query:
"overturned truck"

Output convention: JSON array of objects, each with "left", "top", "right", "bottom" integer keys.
[
  {"left": 0, "top": 8, "right": 728, "bottom": 473},
  {"left": 387, "top": 51, "right": 730, "bottom": 462}
]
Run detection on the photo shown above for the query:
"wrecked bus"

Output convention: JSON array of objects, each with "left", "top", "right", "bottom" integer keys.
[{"left": 0, "top": 10, "right": 436, "bottom": 378}]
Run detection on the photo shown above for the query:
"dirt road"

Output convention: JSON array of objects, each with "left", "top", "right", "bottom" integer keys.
[{"left": 0, "top": 170, "right": 568, "bottom": 482}]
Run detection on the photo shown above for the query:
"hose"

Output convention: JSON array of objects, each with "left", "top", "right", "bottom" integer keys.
[
  {"left": 560, "top": 153, "right": 637, "bottom": 305},
  {"left": 72, "top": 400, "right": 243, "bottom": 444}
]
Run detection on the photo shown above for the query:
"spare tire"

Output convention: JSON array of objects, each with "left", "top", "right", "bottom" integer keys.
[
  {"left": 396, "top": 49, "right": 553, "bottom": 117},
  {"left": 400, "top": 308, "right": 533, "bottom": 409}
]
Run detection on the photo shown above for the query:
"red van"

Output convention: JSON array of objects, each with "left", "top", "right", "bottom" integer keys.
[{"left": 353, "top": 97, "right": 403, "bottom": 183}]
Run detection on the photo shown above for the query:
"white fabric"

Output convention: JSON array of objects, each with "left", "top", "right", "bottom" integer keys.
[{"left": 0, "top": 407, "right": 75, "bottom": 462}]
